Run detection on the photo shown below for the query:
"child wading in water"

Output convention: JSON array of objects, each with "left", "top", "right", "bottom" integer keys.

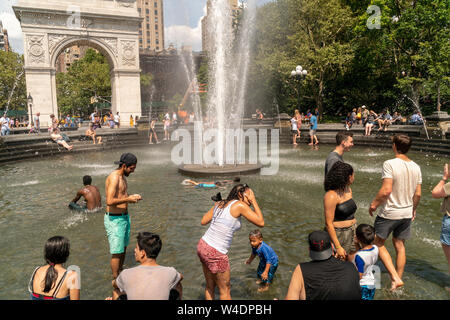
[
  {"left": 352, "top": 224, "right": 379, "bottom": 300},
  {"left": 245, "top": 230, "right": 278, "bottom": 292}
]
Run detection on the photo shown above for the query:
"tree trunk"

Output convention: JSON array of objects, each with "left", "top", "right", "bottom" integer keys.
[
  {"left": 436, "top": 79, "right": 441, "bottom": 112},
  {"left": 317, "top": 76, "right": 324, "bottom": 118}
]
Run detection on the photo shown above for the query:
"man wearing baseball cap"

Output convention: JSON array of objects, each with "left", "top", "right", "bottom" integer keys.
[
  {"left": 285, "top": 230, "right": 361, "bottom": 300},
  {"left": 105, "top": 153, "right": 142, "bottom": 279}
]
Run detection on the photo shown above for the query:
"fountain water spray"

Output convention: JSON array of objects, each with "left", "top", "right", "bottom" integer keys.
[
  {"left": 147, "top": 84, "right": 155, "bottom": 139},
  {"left": 204, "top": 0, "right": 257, "bottom": 166},
  {"left": 403, "top": 94, "right": 430, "bottom": 140},
  {"left": 174, "top": 0, "right": 279, "bottom": 176}
]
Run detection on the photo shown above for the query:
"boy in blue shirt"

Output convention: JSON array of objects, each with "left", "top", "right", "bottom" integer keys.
[
  {"left": 308, "top": 114, "right": 319, "bottom": 145},
  {"left": 245, "top": 230, "right": 279, "bottom": 292}
]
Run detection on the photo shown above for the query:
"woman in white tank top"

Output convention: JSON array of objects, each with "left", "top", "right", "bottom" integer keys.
[{"left": 197, "top": 184, "right": 264, "bottom": 300}]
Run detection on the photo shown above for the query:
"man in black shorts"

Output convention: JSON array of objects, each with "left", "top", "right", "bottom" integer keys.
[{"left": 369, "top": 134, "right": 422, "bottom": 290}]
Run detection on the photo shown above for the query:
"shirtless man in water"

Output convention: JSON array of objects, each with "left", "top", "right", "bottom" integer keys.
[
  {"left": 69, "top": 175, "right": 102, "bottom": 211},
  {"left": 105, "top": 153, "right": 142, "bottom": 279}
]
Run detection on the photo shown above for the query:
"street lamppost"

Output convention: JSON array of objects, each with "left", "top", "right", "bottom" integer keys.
[
  {"left": 290, "top": 65, "right": 308, "bottom": 111},
  {"left": 27, "top": 93, "right": 33, "bottom": 127}
]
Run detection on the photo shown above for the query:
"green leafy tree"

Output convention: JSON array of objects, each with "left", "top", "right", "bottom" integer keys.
[
  {"left": 0, "top": 51, "right": 26, "bottom": 111},
  {"left": 248, "top": 0, "right": 356, "bottom": 117},
  {"left": 353, "top": 0, "right": 449, "bottom": 112},
  {"left": 196, "top": 56, "right": 209, "bottom": 112},
  {"left": 167, "top": 93, "right": 183, "bottom": 111},
  {"left": 56, "top": 48, "right": 111, "bottom": 116}
]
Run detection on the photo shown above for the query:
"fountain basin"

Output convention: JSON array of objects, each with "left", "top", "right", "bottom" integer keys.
[{"left": 178, "top": 163, "right": 262, "bottom": 177}]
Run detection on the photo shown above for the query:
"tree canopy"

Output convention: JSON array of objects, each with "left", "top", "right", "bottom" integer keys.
[
  {"left": 0, "top": 50, "right": 26, "bottom": 111},
  {"left": 242, "top": 0, "right": 449, "bottom": 118},
  {"left": 56, "top": 48, "right": 112, "bottom": 116}
]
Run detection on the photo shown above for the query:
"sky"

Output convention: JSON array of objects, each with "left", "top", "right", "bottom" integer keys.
[{"left": 0, "top": 0, "right": 273, "bottom": 54}]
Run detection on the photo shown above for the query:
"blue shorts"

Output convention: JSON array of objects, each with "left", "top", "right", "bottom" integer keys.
[
  {"left": 257, "top": 261, "right": 278, "bottom": 284},
  {"left": 104, "top": 213, "right": 130, "bottom": 254},
  {"left": 361, "top": 286, "right": 376, "bottom": 300},
  {"left": 441, "top": 214, "right": 450, "bottom": 246},
  {"left": 196, "top": 183, "right": 216, "bottom": 188}
]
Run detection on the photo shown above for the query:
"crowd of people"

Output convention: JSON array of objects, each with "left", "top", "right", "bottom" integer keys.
[
  {"left": 289, "top": 106, "right": 427, "bottom": 143},
  {"left": 27, "top": 130, "right": 450, "bottom": 301},
  {"left": 290, "top": 108, "right": 319, "bottom": 146},
  {"left": 344, "top": 106, "right": 426, "bottom": 136}
]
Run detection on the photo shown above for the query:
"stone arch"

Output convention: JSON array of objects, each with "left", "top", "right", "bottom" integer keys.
[
  {"left": 50, "top": 37, "right": 119, "bottom": 121},
  {"left": 14, "top": 0, "right": 142, "bottom": 127},
  {"left": 50, "top": 37, "right": 119, "bottom": 70}
]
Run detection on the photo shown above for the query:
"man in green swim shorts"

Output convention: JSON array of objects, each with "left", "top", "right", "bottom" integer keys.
[{"left": 105, "top": 153, "right": 142, "bottom": 279}]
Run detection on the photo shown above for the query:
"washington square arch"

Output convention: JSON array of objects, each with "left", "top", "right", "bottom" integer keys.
[{"left": 13, "top": 0, "right": 142, "bottom": 127}]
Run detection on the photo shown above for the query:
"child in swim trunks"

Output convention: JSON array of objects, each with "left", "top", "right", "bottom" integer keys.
[{"left": 245, "top": 230, "right": 278, "bottom": 292}]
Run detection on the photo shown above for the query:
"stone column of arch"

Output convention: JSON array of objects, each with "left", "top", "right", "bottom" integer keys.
[{"left": 14, "top": 0, "right": 143, "bottom": 128}]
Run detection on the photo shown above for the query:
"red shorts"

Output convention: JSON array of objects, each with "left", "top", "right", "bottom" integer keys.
[{"left": 197, "top": 238, "right": 230, "bottom": 274}]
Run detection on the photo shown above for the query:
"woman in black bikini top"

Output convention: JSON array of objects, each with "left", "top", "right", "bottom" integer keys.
[
  {"left": 324, "top": 162, "right": 358, "bottom": 261},
  {"left": 334, "top": 198, "right": 357, "bottom": 222}
]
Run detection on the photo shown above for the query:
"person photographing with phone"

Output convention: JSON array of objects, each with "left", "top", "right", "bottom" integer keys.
[{"left": 105, "top": 153, "right": 142, "bottom": 280}]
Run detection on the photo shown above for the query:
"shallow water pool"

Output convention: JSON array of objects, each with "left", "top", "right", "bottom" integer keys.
[{"left": 0, "top": 144, "right": 449, "bottom": 300}]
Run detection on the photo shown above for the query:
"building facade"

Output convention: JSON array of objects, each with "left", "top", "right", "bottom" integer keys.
[
  {"left": 201, "top": 0, "right": 239, "bottom": 53},
  {"left": 0, "top": 21, "right": 10, "bottom": 52},
  {"left": 137, "top": 0, "right": 164, "bottom": 52},
  {"left": 55, "top": 45, "right": 91, "bottom": 73}
]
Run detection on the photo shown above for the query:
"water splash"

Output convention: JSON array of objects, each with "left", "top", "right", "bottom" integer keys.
[
  {"left": 403, "top": 95, "right": 430, "bottom": 140},
  {"left": 10, "top": 180, "right": 39, "bottom": 187},
  {"left": 148, "top": 84, "right": 156, "bottom": 138}
]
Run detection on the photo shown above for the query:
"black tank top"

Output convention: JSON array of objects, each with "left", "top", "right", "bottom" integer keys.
[
  {"left": 334, "top": 198, "right": 357, "bottom": 221},
  {"left": 300, "top": 257, "right": 361, "bottom": 300}
]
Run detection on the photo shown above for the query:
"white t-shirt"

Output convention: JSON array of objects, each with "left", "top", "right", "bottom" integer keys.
[
  {"left": 290, "top": 118, "right": 298, "bottom": 131},
  {"left": 378, "top": 158, "right": 422, "bottom": 220},
  {"left": 1, "top": 117, "right": 9, "bottom": 129},
  {"left": 353, "top": 245, "right": 379, "bottom": 287},
  {"left": 114, "top": 114, "right": 120, "bottom": 122}
]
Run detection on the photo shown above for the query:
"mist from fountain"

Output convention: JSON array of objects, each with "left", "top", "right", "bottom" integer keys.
[
  {"left": 147, "top": 84, "right": 156, "bottom": 138},
  {"left": 204, "top": 0, "right": 257, "bottom": 166}
]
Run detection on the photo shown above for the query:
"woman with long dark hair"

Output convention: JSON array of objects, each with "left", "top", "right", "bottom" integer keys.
[
  {"left": 324, "top": 162, "right": 358, "bottom": 261},
  {"left": 197, "top": 184, "right": 264, "bottom": 300},
  {"left": 28, "top": 236, "right": 80, "bottom": 300}
]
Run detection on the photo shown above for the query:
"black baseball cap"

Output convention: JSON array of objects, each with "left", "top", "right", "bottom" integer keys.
[
  {"left": 308, "top": 230, "right": 333, "bottom": 261},
  {"left": 114, "top": 153, "right": 137, "bottom": 167}
]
